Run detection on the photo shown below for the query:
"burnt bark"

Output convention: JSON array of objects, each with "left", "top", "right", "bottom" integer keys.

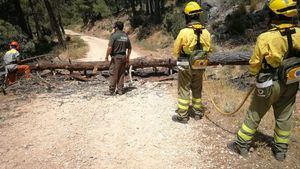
[
  {"left": 130, "top": 0, "right": 136, "bottom": 15},
  {"left": 57, "top": 11, "right": 65, "bottom": 35},
  {"left": 12, "top": 0, "right": 32, "bottom": 38},
  {"left": 43, "top": 0, "right": 65, "bottom": 47},
  {"left": 29, "top": 0, "right": 43, "bottom": 40}
]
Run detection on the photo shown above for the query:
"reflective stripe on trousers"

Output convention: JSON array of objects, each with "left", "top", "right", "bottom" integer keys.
[
  {"left": 192, "top": 97, "right": 202, "bottom": 110},
  {"left": 178, "top": 98, "right": 190, "bottom": 111},
  {"left": 237, "top": 123, "right": 256, "bottom": 142},
  {"left": 274, "top": 127, "right": 291, "bottom": 144}
]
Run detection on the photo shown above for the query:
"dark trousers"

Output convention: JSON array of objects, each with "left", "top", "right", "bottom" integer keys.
[{"left": 109, "top": 55, "right": 126, "bottom": 92}]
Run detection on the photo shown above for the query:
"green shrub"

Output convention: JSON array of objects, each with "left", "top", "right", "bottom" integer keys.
[
  {"left": 0, "top": 20, "right": 40, "bottom": 58},
  {"left": 137, "top": 26, "right": 152, "bottom": 40},
  {"left": 162, "top": 12, "right": 185, "bottom": 39},
  {"left": 129, "top": 14, "right": 147, "bottom": 28}
]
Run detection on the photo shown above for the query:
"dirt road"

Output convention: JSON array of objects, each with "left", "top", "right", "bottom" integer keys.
[
  {"left": 65, "top": 30, "right": 140, "bottom": 62},
  {"left": 0, "top": 32, "right": 299, "bottom": 168}
]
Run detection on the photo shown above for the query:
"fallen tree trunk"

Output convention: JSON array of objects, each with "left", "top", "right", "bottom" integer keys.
[{"left": 30, "top": 52, "right": 251, "bottom": 71}]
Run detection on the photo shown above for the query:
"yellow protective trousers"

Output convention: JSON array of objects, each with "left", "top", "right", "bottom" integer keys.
[
  {"left": 177, "top": 68, "right": 204, "bottom": 118},
  {"left": 236, "top": 80, "right": 298, "bottom": 154}
]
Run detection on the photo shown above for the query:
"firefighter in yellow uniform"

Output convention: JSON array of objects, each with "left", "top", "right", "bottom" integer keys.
[
  {"left": 228, "top": 0, "right": 300, "bottom": 161},
  {"left": 172, "top": 1, "right": 211, "bottom": 124}
]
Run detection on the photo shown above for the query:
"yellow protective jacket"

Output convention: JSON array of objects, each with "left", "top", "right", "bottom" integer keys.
[
  {"left": 173, "top": 23, "right": 211, "bottom": 58},
  {"left": 249, "top": 24, "right": 300, "bottom": 75},
  {"left": 3, "top": 48, "right": 19, "bottom": 65}
]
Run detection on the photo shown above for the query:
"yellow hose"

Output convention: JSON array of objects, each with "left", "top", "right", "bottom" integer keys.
[{"left": 204, "top": 73, "right": 255, "bottom": 115}]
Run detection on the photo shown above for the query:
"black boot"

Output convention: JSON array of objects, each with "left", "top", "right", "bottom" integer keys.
[
  {"left": 227, "top": 141, "right": 249, "bottom": 157},
  {"left": 189, "top": 107, "right": 204, "bottom": 120},
  {"left": 116, "top": 89, "right": 124, "bottom": 95},
  {"left": 172, "top": 115, "right": 189, "bottom": 124},
  {"left": 272, "top": 147, "right": 286, "bottom": 161},
  {"left": 194, "top": 111, "right": 204, "bottom": 120},
  {"left": 104, "top": 90, "right": 115, "bottom": 96}
]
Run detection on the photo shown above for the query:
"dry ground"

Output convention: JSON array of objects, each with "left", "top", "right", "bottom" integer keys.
[
  {"left": 0, "top": 73, "right": 299, "bottom": 169},
  {"left": 0, "top": 31, "right": 299, "bottom": 169}
]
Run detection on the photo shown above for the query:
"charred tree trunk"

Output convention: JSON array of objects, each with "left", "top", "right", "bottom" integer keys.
[
  {"left": 57, "top": 11, "right": 65, "bottom": 35},
  {"left": 29, "top": 0, "right": 43, "bottom": 40},
  {"left": 12, "top": 0, "right": 32, "bottom": 38},
  {"left": 149, "top": 0, "right": 154, "bottom": 15},
  {"left": 130, "top": 0, "right": 136, "bottom": 15},
  {"left": 53, "top": 0, "right": 65, "bottom": 35},
  {"left": 146, "top": 0, "right": 150, "bottom": 15},
  {"left": 154, "top": 0, "right": 161, "bottom": 23},
  {"left": 139, "top": 0, "right": 143, "bottom": 11},
  {"left": 26, "top": 16, "right": 33, "bottom": 38},
  {"left": 43, "top": 0, "right": 65, "bottom": 48}
]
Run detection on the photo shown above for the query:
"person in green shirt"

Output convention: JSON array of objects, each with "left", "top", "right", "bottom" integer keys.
[{"left": 105, "top": 21, "right": 132, "bottom": 95}]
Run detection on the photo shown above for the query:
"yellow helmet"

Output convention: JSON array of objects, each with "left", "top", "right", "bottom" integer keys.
[
  {"left": 266, "top": 0, "right": 298, "bottom": 17},
  {"left": 184, "top": 1, "right": 202, "bottom": 15}
]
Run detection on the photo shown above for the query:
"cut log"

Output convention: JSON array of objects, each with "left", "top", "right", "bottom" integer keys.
[
  {"left": 70, "top": 73, "right": 90, "bottom": 81},
  {"left": 30, "top": 52, "right": 251, "bottom": 71}
]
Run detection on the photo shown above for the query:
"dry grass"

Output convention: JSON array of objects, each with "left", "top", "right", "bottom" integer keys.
[
  {"left": 134, "top": 30, "right": 173, "bottom": 51},
  {"left": 250, "top": 0, "right": 259, "bottom": 12},
  {"left": 65, "top": 24, "right": 84, "bottom": 32},
  {"left": 60, "top": 36, "right": 88, "bottom": 60},
  {"left": 204, "top": 76, "right": 251, "bottom": 115}
]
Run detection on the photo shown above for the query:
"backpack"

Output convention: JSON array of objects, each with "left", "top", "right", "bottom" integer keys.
[
  {"left": 189, "top": 28, "right": 208, "bottom": 70},
  {"left": 278, "top": 28, "right": 300, "bottom": 84},
  {"left": 177, "top": 27, "right": 208, "bottom": 70}
]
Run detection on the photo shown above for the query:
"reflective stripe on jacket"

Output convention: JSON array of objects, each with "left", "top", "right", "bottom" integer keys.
[
  {"left": 249, "top": 24, "right": 300, "bottom": 75},
  {"left": 173, "top": 23, "right": 211, "bottom": 59}
]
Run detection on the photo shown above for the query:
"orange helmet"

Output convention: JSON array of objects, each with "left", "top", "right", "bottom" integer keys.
[{"left": 10, "top": 41, "right": 20, "bottom": 50}]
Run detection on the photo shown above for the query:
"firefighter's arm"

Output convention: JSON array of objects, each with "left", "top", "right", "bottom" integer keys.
[
  {"left": 105, "top": 46, "right": 112, "bottom": 62},
  {"left": 173, "top": 31, "right": 184, "bottom": 59},
  {"left": 126, "top": 48, "right": 131, "bottom": 64},
  {"left": 249, "top": 37, "right": 266, "bottom": 75},
  {"left": 202, "top": 29, "right": 212, "bottom": 53},
  {"left": 15, "top": 52, "right": 21, "bottom": 64},
  {"left": 105, "top": 34, "right": 114, "bottom": 62},
  {"left": 126, "top": 38, "right": 132, "bottom": 64}
]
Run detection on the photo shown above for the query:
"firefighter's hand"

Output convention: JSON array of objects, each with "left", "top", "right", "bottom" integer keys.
[
  {"left": 126, "top": 58, "right": 130, "bottom": 66},
  {"left": 16, "top": 58, "right": 21, "bottom": 64}
]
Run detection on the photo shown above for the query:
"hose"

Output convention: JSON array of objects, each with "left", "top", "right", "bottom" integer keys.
[{"left": 203, "top": 72, "right": 255, "bottom": 115}]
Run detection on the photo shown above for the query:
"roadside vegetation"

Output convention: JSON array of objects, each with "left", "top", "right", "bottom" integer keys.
[
  {"left": 59, "top": 36, "right": 88, "bottom": 60},
  {"left": 0, "top": 0, "right": 268, "bottom": 60}
]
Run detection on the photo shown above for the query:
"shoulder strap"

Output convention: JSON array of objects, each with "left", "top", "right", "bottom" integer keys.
[
  {"left": 194, "top": 28, "right": 203, "bottom": 50},
  {"left": 194, "top": 29, "right": 203, "bottom": 50},
  {"left": 280, "top": 28, "right": 296, "bottom": 58},
  {"left": 180, "top": 27, "right": 203, "bottom": 56}
]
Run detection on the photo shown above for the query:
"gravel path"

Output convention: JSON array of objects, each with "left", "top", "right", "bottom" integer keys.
[
  {"left": 0, "top": 79, "right": 299, "bottom": 168},
  {"left": 65, "top": 30, "right": 140, "bottom": 62}
]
